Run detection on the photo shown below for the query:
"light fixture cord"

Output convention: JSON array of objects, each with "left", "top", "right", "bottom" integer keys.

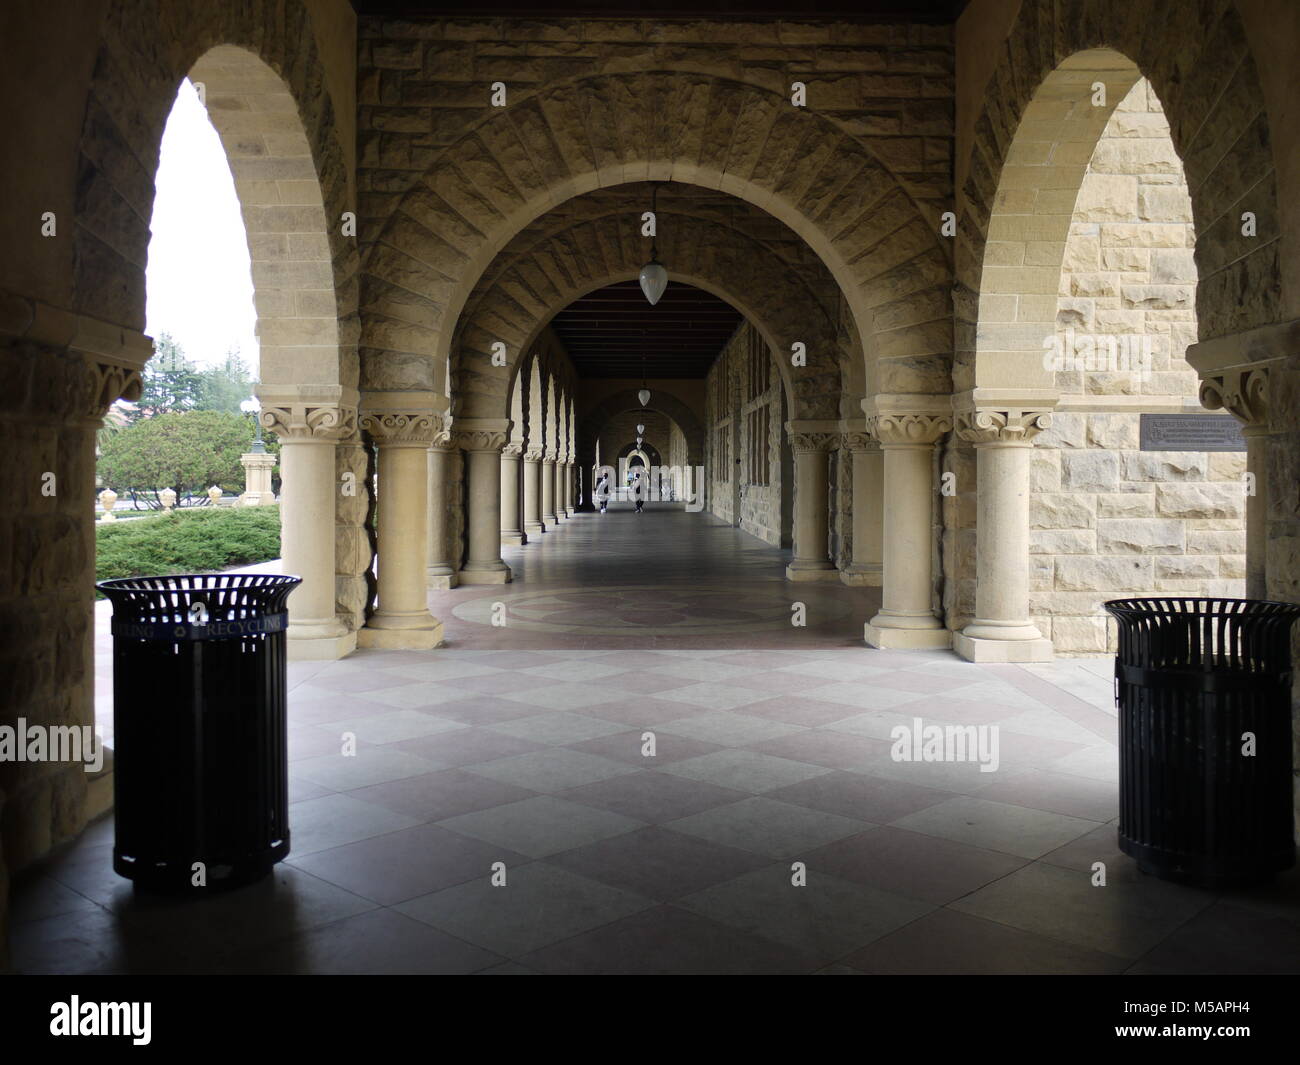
[{"left": 650, "top": 183, "right": 659, "bottom": 260}]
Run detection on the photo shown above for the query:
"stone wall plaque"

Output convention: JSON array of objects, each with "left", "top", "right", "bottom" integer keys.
[{"left": 1139, "top": 413, "right": 1246, "bottom": 452}]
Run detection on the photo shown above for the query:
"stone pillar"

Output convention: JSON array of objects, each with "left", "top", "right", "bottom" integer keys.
[
  {"left": 840, "top": 431, "right": 883, "bottom": 586},
  {"left": 785, "top": 431, "right": 839, "bottom": 582},
  {"left": 358, "top": 411, "right": 443, "bottom": 649},
  {"left": 864, "top": 410, "right": 952, "bottom": 650},
  {"left": 458, "top": 426, "right": 513, "bottom": 584},
  {"left": 953, "top": 408, "right": 1055, "bottom": 662},
  {"left": 523, "top": 447, "right": 545, "bottom": 534},
  {"left": 558, "top": 462, "right": 568, "bottom": 517},
  {"left": 575, "top": 444, "right": 597, "bottom": 511},
  {"left": 548, "top": 454, "right": 565, "bottom": 523},
  {"left": 264, "top": 401, "right": 357, "bottom": 660},
  {"left": 1199, "top": 368, "right": 1269, "bottom": 598},
  {"left": 542, "top": 450, "right": 558, "bottom": 526},
  {"left": 239, "top": 450, "right": 277, "bottom": 505},
  {"left": 427, "top": 431, "right": 458, "bottom": 589},
  {"left": 500, "top": 443, "right": 524, "bottom": 545}
]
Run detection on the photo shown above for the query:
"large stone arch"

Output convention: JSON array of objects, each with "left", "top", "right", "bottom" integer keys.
[
  {"left": 958, "top": 0, "right": 1282, "bottom": 394},
  {"left": 454, "top": 208, "right": 843, "bottom": 422},
  {"left": 73, "top": 1, "right": 358, "bottom": 385},
  {"left": 359, "top": 70, "right": 952, "bottom": 403},
  {"left": 72, "top": 2, "right": 369, "bottom": 641}
]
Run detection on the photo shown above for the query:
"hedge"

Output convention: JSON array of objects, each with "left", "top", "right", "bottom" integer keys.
[{"left": 96, "top": 505, "right": 281, "bottom": 591}]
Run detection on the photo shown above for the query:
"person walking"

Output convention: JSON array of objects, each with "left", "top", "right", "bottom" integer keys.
[
  {"left": 595, "top": 472, "right": 610, "bottom": 514},
  {"left": 632, "top": 468, "right": 646, "bottom": 513}
]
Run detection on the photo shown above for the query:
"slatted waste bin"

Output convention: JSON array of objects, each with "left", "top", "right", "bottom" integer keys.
[
  {"left": 98, "top": 573, "right": 300, "bottom": 891},
  {"left": 1104, "top": 596, "right": 1300, "bottom": 887}
]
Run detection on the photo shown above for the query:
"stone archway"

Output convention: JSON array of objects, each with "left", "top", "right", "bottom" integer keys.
[
  {"left": 75, "top": 9, "right": 364, "bottom": 656},
  {"left": 359, "top": 70, "right": 953, "bottom": 406},
  {"left": 952, "top": 1, "right": 1282, "bottom": 661},
  {"left": 451, "top": 199, "right": 844, "bottom": 426}
]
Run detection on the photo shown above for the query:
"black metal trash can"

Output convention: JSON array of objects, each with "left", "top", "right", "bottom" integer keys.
[
  {"left": 97, "top": 573, "right": 301, "bottom": 891},
  {"left": 1104, "top": 596, "right": 1300, "bottom": 887}
]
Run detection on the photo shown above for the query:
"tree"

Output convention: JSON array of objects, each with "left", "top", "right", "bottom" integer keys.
[
  {"left": 197, "top": 349, "right": 254, "bottom": 414},
  {"left": 96, "top": 409, "right": 278, "bottom": 509},
  {"left": 133, "top": 332, "right": 203, "bottom": 420}
]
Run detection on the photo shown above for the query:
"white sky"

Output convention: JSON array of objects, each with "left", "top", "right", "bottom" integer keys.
[{"left": 145, "top": 80, "right": 259, "bottom": 371}]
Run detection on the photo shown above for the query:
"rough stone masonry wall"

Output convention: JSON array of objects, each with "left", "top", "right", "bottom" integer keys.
[
  {"left": 356, "top": 15, "right": 955, "bottom": 247},
  {"left": 1032, "top": 79, "right": 1246, "bottom": 654},
  {"left": 706, "top": 321, "right": 785, "bottom": 545}
]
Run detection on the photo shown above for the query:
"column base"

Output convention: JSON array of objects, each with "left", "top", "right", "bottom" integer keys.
[
  {"left": 839, "top": 564, "right": 883, "bottom": 587},
  {"left": 524, "top": 521, "right": 545, "bottom": 535},
  {"left": 358, "top": 621, "right": 444, "bottom": 650},
  {"left": 864, "top": 621, "right": 952, "bottom": 651},
  {"left": 953, "top": 632, "right": 1054, "bottom": 663},
  {"left": 785, "top": 561, "right": 840, "bottom": 582},
  {"left": 427, "top": 566, "right": 458, "bottom": 590},
  {"left": 288, "top": 627, "right": 359, "bottom": 661},
  {"left": 460, "top": 562, "right": 513, "bottom": 585},
  {"left": 501, "top": 532, "right": 525, "bottom": 546}
]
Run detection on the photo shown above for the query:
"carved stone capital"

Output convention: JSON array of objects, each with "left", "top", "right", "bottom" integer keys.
[
  {"left": 361, "top": 411, "right": 442, "bottom": 446},
  {"left": 1199, "top": 368, "right": 1269, "bottom": 431},
  {"left": 955, "top": 408, "right": 1053, "bottom": 446},
  {"left": 523, "top": 447, "right": 544, "bottom": 463},
  {"left": 456, "top": 429, "right": 508, "bottom": 453},
  {"left": 542, "top": 449, "right": 557, "bottom": 463},
  {"left": 867, "top": 412, "right": 953, "bottom": 446},
  {"left": 789, "top": 431, "right": 839, "bottom": 454},
  {"left": 264, "top": 403, "right": 358, "bottom": 442},
  {"left": 841, "top": 431, "right": 876, "bottom": 453},
  {"left": 501, "top": 442, "right": 524, "bottom": 458}
]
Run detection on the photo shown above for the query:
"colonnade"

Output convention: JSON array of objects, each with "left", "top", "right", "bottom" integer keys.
[{"left": 267, "top": 377, "right": 1272, "bottom": 664}]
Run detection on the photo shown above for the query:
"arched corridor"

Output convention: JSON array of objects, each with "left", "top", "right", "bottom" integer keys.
[{"left": 5, "top": 0, "right": 1300, "bottom": 984}]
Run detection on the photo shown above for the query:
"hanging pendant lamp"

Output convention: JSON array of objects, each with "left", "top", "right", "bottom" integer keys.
[
  {"left": 638, "top": 352, "right": 650, "bottom": 407},
  {"left": 639, "top": 183, "right": 668, "bottom": 306},
  {"left": 636, "top": 424, "right": 645, "bottom": 435}
]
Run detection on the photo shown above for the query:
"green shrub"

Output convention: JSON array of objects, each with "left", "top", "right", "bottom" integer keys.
[{"left": 96, "top": 506, "right": 281, "bottom": 592}]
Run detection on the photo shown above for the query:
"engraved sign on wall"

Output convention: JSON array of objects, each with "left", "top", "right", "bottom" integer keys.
[{"left": 1139, "top": 413, "right": 1246, "bottom": 452}]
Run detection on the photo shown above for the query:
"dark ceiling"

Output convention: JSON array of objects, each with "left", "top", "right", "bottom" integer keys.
[
  {"left": 353, "top": 2, "right": 966, "bottom": 20},
  {"left": 548, "top": 280, "right": 743, "bottom": 380}
]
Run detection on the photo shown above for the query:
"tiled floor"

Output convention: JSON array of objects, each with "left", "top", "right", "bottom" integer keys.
[{"left": 27, "top": 504, "right": 1300, "bottom": 973}]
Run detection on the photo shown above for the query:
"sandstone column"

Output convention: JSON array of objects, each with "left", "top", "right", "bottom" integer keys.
[
  {"left": 785, "top": 430, "right": 839, "bottom": 582},
  {"left": 864, "top": 410, "right": 952, "bottom": 649},
  {"left": 1198, "top": 368, "right": 1269, "bottom": 598},
  {"left": 500, "top": 442, "right": 524, "bottom": 545},
  {"left": 427, "top": 431, "right": 458, "bottom": 589},
  {"left": 953, "top": 408, "right": 1055, "bottom": 662},
  {"left": 841, "top": 431, "right": 884, "bottom": 586},
  {"left": 542, "top": 449, "right": 558, "bottom": 526},
  {"left": 523, "top": 446, "right": 545, "bottom": 534},
  {"left": 264, "top": 400, "right": 357, "bottom": 659},
  {"left": 458, "top": 425, "right": 513, "bottom": 584},
  {"left": 359, "top": 411, "right": 443, "bottom": 649}
]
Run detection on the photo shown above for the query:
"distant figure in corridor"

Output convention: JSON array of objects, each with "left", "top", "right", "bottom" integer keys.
[
  {"left": 632, "top": 468, "right": 646, "bottom": 513},
  {"left": 595, "top": 472, "right": 610, "bottom": 514}
]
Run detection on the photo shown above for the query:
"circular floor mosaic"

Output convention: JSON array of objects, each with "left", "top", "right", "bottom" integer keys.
[{"left": 452, "top": 583, "right": 855, "bottom": 635}]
